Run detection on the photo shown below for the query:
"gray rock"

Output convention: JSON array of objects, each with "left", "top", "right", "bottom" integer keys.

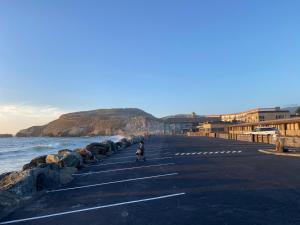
[
  {"left": 23, "top": 155, "right": 47, "bottom": 170},
  {"left": 75, "top": 148, "right": 93, "bottom": 161},
  {"left": 46, "top": 151, "right": 83, "bottom": 168},
  {"left": 0, "top": 163, "right": 77, "bottom": 220},
  {"left": 86, "top": 143, "right": 109, "bottom": 155},
  {"left": 0, "top": 191, "right": 22, "bottom": 220},
  {"left": 102, "top": 140, "right": 117, "bottom": 152},
  {"left": 120, "top": 138, "right": 131, "bottom": 148},
  {"left": 61, "top": 152, "right": 83, "bottom": 168},
  {"left": 58, "top": 149, "right": 73, "bottom": 156},
  {"left": 0, "top": 164, "right": 77, "bottom": 195},
  {"left": 46, "top": 154, "right": 64, "bottom": 166}
]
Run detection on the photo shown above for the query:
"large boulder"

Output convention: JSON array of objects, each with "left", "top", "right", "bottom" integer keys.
[
  {"left": 0, "top": 164, "right": 77, "bottom": 220},
  {"left": 102, "top": 140, "right": 117, "bottom": 152},
  {"left": 75, "top": 148, "right": 94, "bottom": 161},
  {"left": 46, "top": 151, "right": 83, "bottom": 168},
  {"left": 58, "top": 167, "right": 77, "bottom": 185},
  {"left": 86, "top": 143, "right": 109, "bottom": 155},
  {"left": 120, "top": 138, "right": 131, "bottom": 148},
  {"left": 0, "top": 191, "right": 23, "bottom": 220},
  {"left": 46, "top": 154, "right": 64, "bottom": 166},
  {"left": 58, "top": 149, "right": 73, "bottom": 156},
  {"left": 115, "top": 142, "right": 123, "bottom": 150},
  {"left": 22, "top": 155, "right": 47, "bottom": 170},
  {"left": 61, "top": 152, "right": 83, "bottom": 168},
  {"left": 0, "top": 164, "right": 77, "bottom": 196}
]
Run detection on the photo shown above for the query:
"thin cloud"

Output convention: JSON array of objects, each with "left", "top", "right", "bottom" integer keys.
[{"left": 0, "top": 104, "right": 65, "bottom": 134}]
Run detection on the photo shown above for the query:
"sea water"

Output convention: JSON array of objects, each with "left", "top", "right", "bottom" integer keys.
[{"left": 0, "top": 136, "right": 123, "bottom": 174}]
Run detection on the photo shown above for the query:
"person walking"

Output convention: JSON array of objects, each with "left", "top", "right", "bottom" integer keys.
[{"left": 136, "top": 140, "right": 146, "bottom": 162}]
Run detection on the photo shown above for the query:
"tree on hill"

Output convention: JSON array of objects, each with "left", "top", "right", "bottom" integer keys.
[{"left": 296, "top": 107, "right": 300, "bottom": 115}]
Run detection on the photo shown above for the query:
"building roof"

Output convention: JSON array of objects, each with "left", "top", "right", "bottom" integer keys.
[
  {"left": 202, "top": 121, "right": 234, "bottom": 125},
  {"left": 228, "top": 117, "right": 300, "bottom": 127}
]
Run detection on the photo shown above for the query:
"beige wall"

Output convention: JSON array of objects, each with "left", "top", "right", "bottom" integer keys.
[
  {"left": 199, "top": 123, "right": 229, "bottom": 132},
  {"left": 229, "top": 121, "right": 300, "bottom": 137},
  {"left": 222, "top": 111, "right": 290, "bottom": 123}
]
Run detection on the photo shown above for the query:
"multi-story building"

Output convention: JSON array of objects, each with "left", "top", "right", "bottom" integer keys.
[{"left": 221, "top": 107, "right": 290, "bottom": 123}]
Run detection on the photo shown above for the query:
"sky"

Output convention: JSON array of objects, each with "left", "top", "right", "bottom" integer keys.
[{"left": 0, "top": 0, "right": 300, "bottom": 134}]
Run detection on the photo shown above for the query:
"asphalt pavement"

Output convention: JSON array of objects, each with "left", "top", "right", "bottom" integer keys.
[{"left": 2, "top": 135, "right": 300, "bottom": 225}]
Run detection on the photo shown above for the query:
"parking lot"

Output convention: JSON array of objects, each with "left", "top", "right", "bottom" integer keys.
[{"left": 2, "top": 135, "right": 300, "bottom": 225}]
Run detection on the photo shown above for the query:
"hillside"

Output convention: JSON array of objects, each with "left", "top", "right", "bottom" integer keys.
[
  {"left": 283, "top": 106, "right": 300, "bottom": 115},
  {"left": 16, "top": 108, "right": 164, "bottom": 137}
]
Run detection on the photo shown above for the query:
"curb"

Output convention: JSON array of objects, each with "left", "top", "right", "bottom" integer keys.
[{"left": 258, "top": 149, "right": 300, "bottom": 158}]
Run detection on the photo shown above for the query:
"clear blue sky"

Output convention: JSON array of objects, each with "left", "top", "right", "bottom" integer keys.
[{"left": 0, "top": 0, "right": 300, "bottom": 118}]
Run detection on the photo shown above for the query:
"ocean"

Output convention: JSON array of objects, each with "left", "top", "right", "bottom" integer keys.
[{"left": 0, "top": 136, "right": 124, "bottom": 174}]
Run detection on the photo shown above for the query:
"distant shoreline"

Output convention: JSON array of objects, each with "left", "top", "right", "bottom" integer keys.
[{"left": 0, "top": 134, "right": 13, "bottom": 138}]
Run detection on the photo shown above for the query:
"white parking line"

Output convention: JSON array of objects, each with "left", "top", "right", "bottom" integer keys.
[
  {"left": 0, "top": 193, "right": 186, "bottom": 225},
  {"left": 47, "top": 173, "right": 178, "bottom": 193},
  {"left": 109, "top": 153, "right": 171, "bottom": 160},
  {"left": 90, "top": 157, "right": 173, "bottom": 167},
  {"left": 116, "top": 150, "right": 166, "bottom": 156},
  {"left": 73, "top": 163, "right": 175, "bottom": 176},
  {"left": 175, "top": 150, "right": 243, "bottom": 156}
]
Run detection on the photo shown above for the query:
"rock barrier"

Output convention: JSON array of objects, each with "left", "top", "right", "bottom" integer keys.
[{"left": 0, "top": 135, "right": 144, "bottom": 219}]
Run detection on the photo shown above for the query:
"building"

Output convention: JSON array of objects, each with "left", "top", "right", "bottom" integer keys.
[
  {"left": 221, "top": 107, "right": 290, "bottom": 123},
  {"left": 228, "top": 117, "right": 300, "bottom": 137},
  {"left": 197, "top": 121, "right": 232, "bottom": 133},
  {"left": 163, "top": 114, "right": 221, "bottom": 135}
]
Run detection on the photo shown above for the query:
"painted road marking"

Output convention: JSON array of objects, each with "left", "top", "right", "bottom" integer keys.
[
  {"left": 116, "top": 149, "right": 166, "bottom": 156},
  {"left": 175, "top": 151, "right": 243, "bottom": 157},
  {"left": 89, "top": 157, "right": 173, "bottom": 167},
  {"left": 109, "top": 153, "right": 171, "bottom": 160},
  {"left": 73, "top": 163, "right": 175, "bottom": 176},
  {"left": 0, "top": 193, "right": 186, "bottom": 225},
  {"left": 47, "top": 173, "right": 178, "bottom": 193}
]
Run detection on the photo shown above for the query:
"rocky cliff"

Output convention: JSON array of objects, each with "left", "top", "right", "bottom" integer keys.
[{"left": 16, "top": 108, "right": 164, "bottom": 137}]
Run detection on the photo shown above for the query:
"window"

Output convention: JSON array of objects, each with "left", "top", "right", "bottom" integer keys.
[
  {"left": 259, "top": 116, "right": 265, "bottom": 121},
  {"left": 276, "top": 115, "right": 284, "bottom": 119}
]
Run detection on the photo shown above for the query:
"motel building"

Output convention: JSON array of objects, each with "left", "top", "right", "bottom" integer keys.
[
  {"left": 221, "top": 107, "right": 290, "bottom": 123},
  {"left": 228, "top": 117, "right": 300, "bottom": 137}
]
